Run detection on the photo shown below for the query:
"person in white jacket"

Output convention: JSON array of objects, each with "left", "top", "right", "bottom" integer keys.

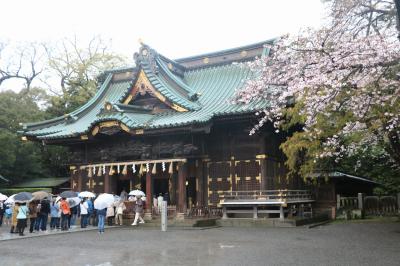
[
  {"left": 115, "top": 200, "right": 126, "bottom": 226},
  {"left": 106, "top": 203, "right": 115, "bottom": 226},
  {"left": 80, "top": 198, "right": 89, "bottom": 228}
]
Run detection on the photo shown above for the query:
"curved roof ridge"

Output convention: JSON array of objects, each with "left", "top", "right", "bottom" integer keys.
[
  {"left": 134, "top": 44, "right": 201, "bottom": 111},
  {"left": 175, "top": 38, "right": 276, "bottom": 63},
  {"left": 23, "top": 74, "right": 113, "bottom": 130}
]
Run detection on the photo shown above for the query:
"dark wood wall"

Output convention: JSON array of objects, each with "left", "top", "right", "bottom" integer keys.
[{"left": 68, "top": 117, "right": 304, "bottom": 207}]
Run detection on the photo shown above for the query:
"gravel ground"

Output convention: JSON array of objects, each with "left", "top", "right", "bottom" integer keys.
[{"left": 0, "top": 222, "right": 399, "bottom": 266}]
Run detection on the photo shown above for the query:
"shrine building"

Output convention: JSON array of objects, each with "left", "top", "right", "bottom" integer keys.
[{"left": 20, "top": 40, "right": 376, "bottom": 220}]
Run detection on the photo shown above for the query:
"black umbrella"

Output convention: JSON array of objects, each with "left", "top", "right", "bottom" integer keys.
[
  {"left": 59, "top": 190, "right": 78, "bottom": 198},
  {"left": 14, "top": 192, "right": 33, "bottom": 202}
]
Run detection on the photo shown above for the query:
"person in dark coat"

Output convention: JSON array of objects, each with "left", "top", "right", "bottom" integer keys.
[
  {"left": 28, "top": 201, "right": 38, "bottom": 233},
  {"left": 0, "top": 200, "right": 5, "bottom": 226},
  {"left": 36, "top": 199, "right": 50, "bottom": 231}
]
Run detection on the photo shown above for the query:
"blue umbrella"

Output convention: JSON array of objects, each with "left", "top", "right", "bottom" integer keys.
[
  {"left": 60, "top": 190, "right": 78, "bottom": 198},
  {"left": 14, "top": 192, "right": 33, "bottom": 202}
]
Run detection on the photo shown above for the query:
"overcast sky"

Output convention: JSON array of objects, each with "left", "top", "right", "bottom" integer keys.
[{"left": 1, "top": 0, "right": 325, "bottom": 60}]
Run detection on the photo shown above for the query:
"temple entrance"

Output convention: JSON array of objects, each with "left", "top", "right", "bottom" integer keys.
[
  {"left": 117, "top": 179, "right": 130, "bottom": 195},
  {"left": 153, "top": 178, "right": 169, "bottom": 202},
  {"left": 186, "top": 176, "right": 196, "bottom": 208}
]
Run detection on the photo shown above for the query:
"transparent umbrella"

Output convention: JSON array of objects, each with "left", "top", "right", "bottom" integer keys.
[
  {"left": 94, "top": 193, "right": 114, "bottom": 210},
  {"left": 129, "top": 190, "right": 145, "bottom": 197},
  {"left": 0, "top": 193, "right": 8, "bottom": 201},
  {"left": 78, "top": 191, "right": 96, "bottom": 198},
  {"left": 32, "top": 191, "right": 51, "bottom": 200},
  {"left": 60, "top": 190, "right": 78, "bottom": 198}
]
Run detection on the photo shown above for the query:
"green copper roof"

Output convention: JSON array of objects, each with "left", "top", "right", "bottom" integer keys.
[
  {"left": 12, "top": 177, "right": 70, "bottom": 188},
  {"left": 22, "top": 40, "right": 272, "bottom": 140}
]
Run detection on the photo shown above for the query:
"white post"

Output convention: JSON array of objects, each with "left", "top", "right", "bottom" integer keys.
[
  {"left": 279, "top": 205, "right": 284, "bottom": 220},
  {"left": 161, "top": 200, "right": 167, "bottom": 232}
]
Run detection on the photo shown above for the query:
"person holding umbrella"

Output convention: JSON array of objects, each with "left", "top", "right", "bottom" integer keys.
[
  {"left": 131, "top": 195, "right": 145, "bottom": 226},
  {"left": 79, "top": 198, "right": 89, "bottom": 228},
  {"left": 16, "top": 202, "right": 29, "bottom": 236},
  {"left": 60, "top": 198, "right": 71, "bottom": 231},
  {"left": 37, "top": 199, "right": 50, "bottom": 232},
  {"left": 10, "top": 203, "right": 19, "bottom": 233},
  {"left": 28, "top": 200, "right": 39, "bottom": 233},
  {"left": 94, "top": 193, "right": 114, "bottom": 234}
]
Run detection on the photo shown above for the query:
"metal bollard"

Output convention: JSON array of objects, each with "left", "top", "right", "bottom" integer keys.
[{"left": 161, "top": 200, "right": 167, "bottom": 232}]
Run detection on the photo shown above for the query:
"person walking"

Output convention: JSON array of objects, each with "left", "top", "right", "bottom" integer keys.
[
  {"left": 131, "top": 196, "right": 145, "bottom": 226},
  {"left": 16, "top": 203, "right": 29, "bottom": 236},
  {"left": 50, "top": 200, "right": 60, "bottom": 230},
  {"left": 115, "top": 200, "right": 126, "bottom": 226},
  {"left": 80, "top": 198, "right": 89, "bottom": 228},
  {"left": 28, "top": 200, "right": 38, "bottom": 233},
  {"left": 60, "top": 198, "right": 71, "bottom": 231},
  {"left": 97, "top": 207, "right": 106, "bottom": 234}
]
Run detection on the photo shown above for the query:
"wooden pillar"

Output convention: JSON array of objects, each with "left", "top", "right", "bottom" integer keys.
[
  {"left": 195, "top": 159, "right": 204, "bottom": 207},
  {"left": 259, "top": 135, "right": 267, "bottom": 190},
  {"left": 144, "top": 171, "right": 153, "bottom": 220},
  {"left": 177, "top": 162, "right": 187, "bottom": 219},
  {"left": 77, "top": 170, "right": 83, "bottom": 192},
  {"left": 104, "top": 169, "right": 110, "bottom": 193}
]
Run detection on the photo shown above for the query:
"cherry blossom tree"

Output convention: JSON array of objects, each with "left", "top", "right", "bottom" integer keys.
[{"left": 235, "top": 0, "right": 400, "bottom": 177}]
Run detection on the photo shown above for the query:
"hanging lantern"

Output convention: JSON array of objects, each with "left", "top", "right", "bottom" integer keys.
[
  {"left": 168, "top": 162, "right": 173, "bottom": 174},
  {"left": 151, "top": 163, "right": 157, "bottom": 174},
  {"left": 102, "top": 165, "right": 106, "bottom": 174},
  {"left": 139, "top": 164, "right": 143, "bottom": 175},
  {"left": 162, "top": 162, "right": 166, "bottom": 172},
  {"left": 117, "top": 164, "right": 121, "bottom": 174},
  {"left": 87, "top": 167, "right": 93, "bottom": 178},
  {"left": 109, "top": 166, "right": 114, "bottom": 175},
  {"left": 133, "top": 163, "right": 137, "bottom": 173},
  {"left": 122, "top": 164, "right": 128, "bottom": 175}
]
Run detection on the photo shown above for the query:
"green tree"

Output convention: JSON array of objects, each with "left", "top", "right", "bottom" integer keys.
[
  {"left": 0, "top": 89, "right": 48, "bottom": 182},
  {"left": 44, "top": 36, "right": 127, "bottom": 116}
]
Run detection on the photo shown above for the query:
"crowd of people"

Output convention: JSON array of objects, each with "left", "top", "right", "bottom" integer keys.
[{"left": 0, "top": 192, "right": 146, "bottom": 236}]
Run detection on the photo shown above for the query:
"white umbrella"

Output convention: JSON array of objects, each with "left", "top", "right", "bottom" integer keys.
[
  {"left": 55, "top": 196, "right": 61, "bottom": 203},
  {"left": 114, "top": 195, "right": 121, "bottom": 202},
  {"left": 94, "top": 193, "right": 114, "bottom": 210},
  {"left": 78, "top": 191, "right": 96, "bottom": 198},
  {"left": 67, "top": 197, "right": 81, "bottom": 208},
  {"left": 0, "top": 193, "right": 8, "bottom": 201},
  {"left": 129, "top": 189, "right": 145, "bottom": 197},
  {"left": 5, "top": 194, "right": 16, "bottom": 204}
]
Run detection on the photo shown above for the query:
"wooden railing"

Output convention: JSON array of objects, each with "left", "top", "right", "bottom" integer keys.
[
  {"left": 337, "top": 193, "right": 399, "bottom": 217},
  {"left": 221, "top": 190, "right": 313, "bottom": 202},
  {"left": 187, "top": 206, "right": 223, "bottom": 218}
]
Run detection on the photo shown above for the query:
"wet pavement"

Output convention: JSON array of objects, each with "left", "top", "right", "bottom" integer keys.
[
  {"left": 0, "top": 221, "right": 399, "bottom": 266},
  {"left": 0, "top": 223, "right": 108, "bottom": 241}
]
